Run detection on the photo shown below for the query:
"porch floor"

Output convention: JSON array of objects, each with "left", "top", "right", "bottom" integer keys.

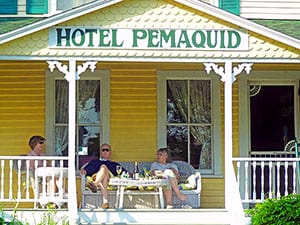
[{"left": 4, "top": 208, "right": 238, "bottom": 225}]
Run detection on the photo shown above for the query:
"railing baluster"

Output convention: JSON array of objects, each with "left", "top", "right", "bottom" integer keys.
[
  {"left": 9, "top": 160, "right": 13, "bottom": 199},
  {"left": 293, "top": 161, "right": 296, "bottom": 194},
  {"left": 25, "top": 160, "right": 30, "bottom": 199},
  {"left": 276, "top": 162, "right": 280, "bottom": 198},
  {"left": 34, "top": 159, "right": 40, "bottom": 207},
  {"left": 268, "top": 161, "right": 272, "bottom": 198},
  {"left": 284, "top": 161, "right": 288, "bottom": 196},
  {"left": 236, "top": 162, "right": 240, "bottom": 187},
  {"left": 261, "top": 161, "right": 264, "bottom": 200},
  {"left": 17, "top": 160, "right": 22, "bottom": 199},
  {"left": 253, "top": 161, "right": 256, "bottom": 200},
  {"left": 245, "top": 161, "right": 248, "bottom": 201}
]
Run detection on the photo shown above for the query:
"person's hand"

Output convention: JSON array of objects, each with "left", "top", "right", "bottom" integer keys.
[{"left": 80, "top": 168, "right": 87, "bottom": 175}]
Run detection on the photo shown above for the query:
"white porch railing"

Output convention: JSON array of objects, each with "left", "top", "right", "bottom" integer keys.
[
  {"left": 233, "top": 155, "right": 300, "bottom": 206},
  {"left": 0, "top": 156, "right": 69, "bottom": 209}
]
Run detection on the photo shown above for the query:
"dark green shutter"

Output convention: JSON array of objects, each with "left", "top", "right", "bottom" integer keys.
[
  {"left": 26, "top": 0, "right": 48, "bottom": 14},
  {"left": 0, "top": 0, "right": 17, "bottom": 14},
  {"left": 219, "top": 0, "right": 240, "bottom": 15}
]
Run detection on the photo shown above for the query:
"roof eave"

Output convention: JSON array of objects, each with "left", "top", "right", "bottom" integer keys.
[
  {"left": 0, "top": 0, "right": 123, "bottom": 45},
  {"left": 175, "top": 0, "right": 300, "bottom": 50}
]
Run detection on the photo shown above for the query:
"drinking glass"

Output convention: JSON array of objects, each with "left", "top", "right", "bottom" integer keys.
[{"left": 116, "top": 165, "right": 122, "bottom": 178}]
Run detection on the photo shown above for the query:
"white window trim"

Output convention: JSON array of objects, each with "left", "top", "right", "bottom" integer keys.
[
  {"left": 238, "top": 71, "right": 300, "bottom": 157},
  {"left": 157, "top": 70, "right": 222, "bottom": 176},
  {"left": 45, "top": 69, "right": 110, "bottom": 157}
]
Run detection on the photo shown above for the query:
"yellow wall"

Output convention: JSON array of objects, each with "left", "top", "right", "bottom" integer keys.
[
  {"left": 0, "top": 61, "right": 48, "bottom": 155},
  {"left": 110, "top": 67, "right": 158, "bottom": 161}
]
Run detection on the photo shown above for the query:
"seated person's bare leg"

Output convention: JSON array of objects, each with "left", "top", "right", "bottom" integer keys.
[
  {"left": 46, "top": 177, "right": 58, "bottom": 195},
  {"left": 93, "top": 165, "right": 110, "bottom": 204},
  {"left": 97, "top": 173, "right": 109, "bottom": 203},
  {"left": 169, "top": 177, "right": 187, "bottom": 201},
  {"left": 93, "top": 165, "right": 109, "bottom": 184},
  {"left": 163, "top": 189, "right": 172, "bottom": 206}
]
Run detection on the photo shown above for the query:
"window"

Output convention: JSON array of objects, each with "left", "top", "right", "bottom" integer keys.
[
  {"left": 219, "top": 0, "right": 240, "bottom": 15},
  {"left": 46, "top": 70, "right": 110, "bottom": 171},
  {"left": 26, "top": 0, "right": 48, "bottom": 14},
  {"left": 0, "top": 0, "right": 17, "bottom": 14},
  {"left": 158, "top": 71, "right": 221, "bottom": 175}
]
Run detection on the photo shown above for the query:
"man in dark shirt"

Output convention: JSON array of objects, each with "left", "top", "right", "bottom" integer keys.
[{"left": 80, "top": 143, "right": 126, "bottom": 209}]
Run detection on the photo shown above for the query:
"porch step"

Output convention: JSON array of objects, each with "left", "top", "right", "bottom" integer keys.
[{"left": 78, "top": 208, "right": 233, "bottom": 225}]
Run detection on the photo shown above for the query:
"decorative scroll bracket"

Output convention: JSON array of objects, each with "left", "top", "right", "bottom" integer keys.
[
  {"left": 204, "top": 62, "right": 253, "bottom": 83},
  {"left": 47, "top": 60, "right": 97, "bottom": 82}
]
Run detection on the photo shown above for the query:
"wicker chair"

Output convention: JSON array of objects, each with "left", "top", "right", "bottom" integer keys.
[{"left": 80, "top": 160, "right": 201, "bottom": 209}]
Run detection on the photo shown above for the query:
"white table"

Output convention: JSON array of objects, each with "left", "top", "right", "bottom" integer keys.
[
  {"left": 109, "top": 178, "right": 168, "bottom": 209},
  {"left": 36, "top": 167, "right": 68, "bottom": 207}
]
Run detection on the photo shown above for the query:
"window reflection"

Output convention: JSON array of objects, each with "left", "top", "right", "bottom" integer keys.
[
  {"left": 55, "top": 79, "right": 101, "bottom": 170},
  {"left": 166, "top": 80, "right": 212, "bottom": 170}
]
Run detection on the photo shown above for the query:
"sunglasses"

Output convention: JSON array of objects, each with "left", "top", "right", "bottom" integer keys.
[{"left": 101, "top": 148, "right": 110, "bottom": 152}]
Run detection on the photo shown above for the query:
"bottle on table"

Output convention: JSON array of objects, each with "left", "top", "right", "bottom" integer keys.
[{"left": 134, "top": 161, "right": 139, "bottom": 180}]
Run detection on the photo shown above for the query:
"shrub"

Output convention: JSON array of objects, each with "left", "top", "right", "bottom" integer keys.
[{"left": 246, "top": 194, "right": 300, "bottom": 225}]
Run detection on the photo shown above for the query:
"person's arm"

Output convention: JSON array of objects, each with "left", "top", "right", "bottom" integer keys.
[
  {"left": 80, "top": 168, "right": 87, "bottom": 175},
  {"left": 79, "top": 161, "right": 90, "bottom": 175},
  {"left": 150, "top": 162, "right": 160, "bottom": 176},
  {"left": 168, "top": 163, "right": 179, "bottom": 180}
]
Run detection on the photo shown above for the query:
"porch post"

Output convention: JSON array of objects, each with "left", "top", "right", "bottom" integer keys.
[
  {"left": 68, "top": 59, "right": 78, "bottom": 224},
  {"left": 204, "top": 61, "right": 252, "bottom": 224},
  {"left": 47, "top": 59, "right": 97, "bottom": 224}
]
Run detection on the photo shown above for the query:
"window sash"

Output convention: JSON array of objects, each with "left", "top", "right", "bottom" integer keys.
[
  {"left": 157, "top": 70, "right": 222, "bottom": 175},
  {"left": 166, "top": 79, "right": 212, "bottom": 170},
  {"left": 45, "top": 69, "right": 110, "bottom": 171}
]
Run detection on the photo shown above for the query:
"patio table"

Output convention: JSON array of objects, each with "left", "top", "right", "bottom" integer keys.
[{"left": 109, "top": 177, "right": 169, "bottom": 208}]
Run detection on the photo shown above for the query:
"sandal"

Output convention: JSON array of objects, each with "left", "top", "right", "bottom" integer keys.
[{"left": 102, "top": 202, "right": 109, "bottom": 209}]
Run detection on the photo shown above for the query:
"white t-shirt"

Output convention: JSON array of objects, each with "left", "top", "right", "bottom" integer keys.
[{"left": 150, "top": 162, "right": 178, "bottom": 172}]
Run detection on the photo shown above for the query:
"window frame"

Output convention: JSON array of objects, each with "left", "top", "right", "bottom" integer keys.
[
  {"left": 157, "top": 70, "right": 222, "bottom": 175},
  {"left": 45, "top": 69, "right": 110, "bottom": 171}
]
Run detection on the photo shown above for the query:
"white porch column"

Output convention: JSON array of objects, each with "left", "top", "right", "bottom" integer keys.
[
  {"left": 204, "top": 61, "right": 252, "bottom": 224},
  {"left": 47, "top": 59, "right": 97, "bottom": 224}
]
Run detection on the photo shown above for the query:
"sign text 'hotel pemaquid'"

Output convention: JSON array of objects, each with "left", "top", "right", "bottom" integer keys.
[{"left": 49, "top": 27, "right": 248, "bottom": 50}]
